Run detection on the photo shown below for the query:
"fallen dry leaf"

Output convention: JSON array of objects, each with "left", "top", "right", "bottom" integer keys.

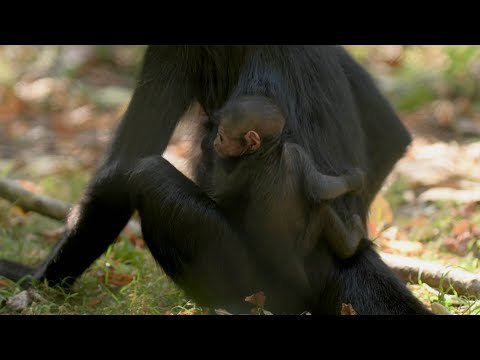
[
  {"left": 341, "top": 303, "right": 358, "bottom": 315},
  {"left": 404, "top": 216, "right": 429, "bottom": 230},
  {"left": 172, "top": 308, "right": 208, "bottom": 315},
  {"left": 452, "top": 220, "right": 471, "bottom": 236},
  {"left": 457, "top": 202, "right": 479, "bottom": 217},
  {"left": 0, "top": 88, "right": 24, "bottom": 118},
  {"left": 130, "top": 237, "right": 145, "bottom": 249},
  {"left": 176, "top": 309, "right": 196, "bottom": 315},
  {"left": 123, "top": 227, "right": 145, "bottom": 249},
  {"left": 433, "top": 99, "right": 455, "bottom": 127},
  {"left": 98, "top": 270, "right": 135, "bottom": 287},
  {"left": 89, "top": 299, "right": 102, "bottom": 307},
  {"left": 444, "top": 232, "right": 474, "bottom": 256},
  {"left": 10, "top": 206, "right": 30, "bottom": 218},
  {"left": 0, "top": 278, "right": 15, "bottom": 288},
  {"left": 17, "top": 179, "right": 42, "bottom": 194},
  {"left": 41, "top": 227, "right": 65, "bottom": 242},
  {"left": 245, "top": 291, "right": 266, "bottom": 309},
  {"left": 472, "top": 225, "right": 480, "bottom": 237}
]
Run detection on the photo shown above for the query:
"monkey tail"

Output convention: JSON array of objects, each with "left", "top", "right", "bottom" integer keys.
[
  {"left": 0, "top": 259, "right": 36, "bottom": 285},
  {"left": 337, "top": 243, "right": 433, "bottom": 315}
]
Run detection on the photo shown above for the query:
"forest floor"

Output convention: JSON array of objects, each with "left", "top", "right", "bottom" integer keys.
[{"left": 1, "top": 45, "right": 480, "bottom": 315}]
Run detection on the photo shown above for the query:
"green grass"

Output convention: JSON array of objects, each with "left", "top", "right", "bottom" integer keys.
[
  {"left": 0, "top": 214, "right": 197, "bottom": 315},
  {"left": 1, "top": 169, "right": 479, "bottom": 315},
  {"left": 384, "top": 175, "right": 411, "bottom": 209},
  {"left": 0, "top": 174, "right": 201, "bottom": 315},
  {"left": 383, "top": 176, "right": 480, "bottom": 314}
]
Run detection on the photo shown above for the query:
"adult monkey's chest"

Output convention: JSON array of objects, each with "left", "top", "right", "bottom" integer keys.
[{"left": 193, "top": 45, "right": 248, "bottom": 114}]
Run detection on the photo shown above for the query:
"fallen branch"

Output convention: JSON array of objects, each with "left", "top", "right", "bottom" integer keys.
[
  {"left": 0, "top": 176, "right": 141, "bottom": 235},
  {"left": 380, "top": 252, "right": 480, "bottom": 298},
  {"left": 0, "top": 177, "right": 70, "bottom": 221}
]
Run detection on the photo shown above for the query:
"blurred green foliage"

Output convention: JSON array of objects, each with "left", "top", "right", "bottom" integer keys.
[
  {"left": 3, "top": 45, "right": 480, "bottom": 114},
  {"left": 347, "top": 45, "right": 480, "bottom": 111}
]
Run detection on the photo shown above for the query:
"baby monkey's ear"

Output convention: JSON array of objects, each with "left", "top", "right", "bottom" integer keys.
[{"left": 245, "top": 130, "right": 261, "bottom": 153}]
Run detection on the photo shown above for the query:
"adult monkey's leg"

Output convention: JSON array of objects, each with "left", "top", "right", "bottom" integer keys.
[
  {"left": 128, "top": 156, "right": 261, "bottom": 312},
  {"left": 0, "top": 46, "right": 197, "bottom": 286}
]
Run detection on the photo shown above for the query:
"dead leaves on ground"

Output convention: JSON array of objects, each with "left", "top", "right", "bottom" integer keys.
[
  {"left": 0, "top": 278, "right": 15, "bottom": 288},
  {"left": 394, "top": 139, "right": 480, "bottom": 191},
  {"left": 40, "top": 227, "right": 65, "bottom": 243},
  {"left": 164, "top": 308, "right": 209, "bottom": 315},
  {"left": 375, "top": 136, "right": 480, "bottom": 259},
  {"left": 245, "top": 291, "right": 266, "bottom": 309},
  {"left": 123, "top": 226, "right": 146, "bottom": 249},
  {"left": 244, "top": 291, "right": 274, "bottom": 315},
  {"left": 97, "top": 268, "right": 135, "bottom": 287},
  {"left": 443, "top": 219, "right": 480, "bottom": 256},
  {"left": 0, "top": 88, "right": 24, "bottom": 118},
  {"left": 368, "top": 195, "right": 426, "bottom": 256},
  {"left": 341, "top": 303, "right": 358, "bottom": 315}
]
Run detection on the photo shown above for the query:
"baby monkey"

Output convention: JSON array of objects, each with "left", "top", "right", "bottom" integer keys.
[{"left": 212, "top": 95, "right": 367, "bottom": 260}]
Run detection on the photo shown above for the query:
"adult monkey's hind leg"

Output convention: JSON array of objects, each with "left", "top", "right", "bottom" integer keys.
[{"left": 0, "top": 46, "right": 197, "bottom": 287}]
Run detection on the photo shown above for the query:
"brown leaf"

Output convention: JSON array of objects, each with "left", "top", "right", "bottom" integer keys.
[
  {"left": 10, "top": 206, "right": 30, "bottom": 218},
  {"left": 123, "top": 227, "right": 145, "bottom": 249},
  {"left": 433, "top": 100, "right": 455, "bottom": 127},
  {"left": 0, "top": 278, "right": 15, "bottom": 288},
  {"left": 98, "top": 270, "right": 134, "bottom": 287},
  {"left": 17, "top": 179, "right": 42, "bottom": 194},
  {"left": 0, "top": 88, "right": 24, "bottom": 118},
  {"left": 404, "top": 216, "right": 429, "bottom": 230},
  {"left": 130, "top": 237, "right": 145, "bottom": 249},
  {"left": 472, "top": 225, "right": 480, "bottom": 237},
  {"left": 452, "top": 220, "right": 471, "bottom": 236},
  {"left": 457, "top": 202, "right": 479, "bottom": 217},
  {"left": 245, "top": 291, "right": 266, "bottom": 309},
  {"left": 41, "top": 227, "right": 65, "bottom": 243},
  {"left": 444, "top": 232, "right": 473, "bottom": 256},
  {"left": 89, "top": 299, "right": 101, "bottom": 307},
  {"left": 341, "top": 303, "right": 358, "bottom": 315},
  {"left": 176, "top": 308, "right": 208, "bottom": 315}
]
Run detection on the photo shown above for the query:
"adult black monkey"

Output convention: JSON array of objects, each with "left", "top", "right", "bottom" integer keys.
[{"left": 0, "top": 46, "right": 432, "bottom": 314}]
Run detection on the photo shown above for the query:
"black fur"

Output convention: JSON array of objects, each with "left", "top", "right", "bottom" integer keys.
[{"left": 0, "top": 46, "right": 431, "bottom": 314}]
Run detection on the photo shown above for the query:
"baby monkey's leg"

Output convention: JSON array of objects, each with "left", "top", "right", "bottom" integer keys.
[{"left": 322, "top": 207, "right": 367, "bottom": 259}]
